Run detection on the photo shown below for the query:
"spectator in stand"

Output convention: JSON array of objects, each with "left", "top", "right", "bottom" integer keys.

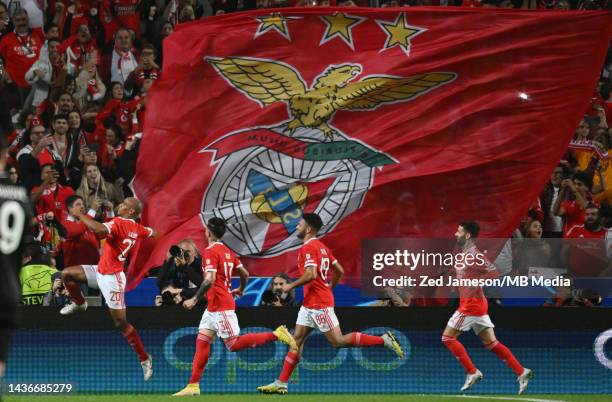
[
  {"left": 75, "top": 163, "right": 123, "bottom": 218},
  {"left": 105, "top": 28, "right": 139, "bottom": 85},
  {"left": 514, "top": 220, "right": 551, "bottom": 276},
  {"left": 0, "top": 3, "right": 13, "bottom": 40},
  {"left": 100, "top": 124, "right": 125, "bottom": 170},
  {"left": 31, "top": 163, "right": 74, "bottom": 221},
  {"left": 74, "top": 57, "right": 106, "bottom": 111},
  {"left": 47, "top": 113, "right": 71, "bottom": 167},
  {"left": 59, "top": 195, "right": 100, "bottom": 267},
  {"left": 562, "top": 203, "right": 607, "bottom": 277},
  {"left": 553, "top": 171, "right": 594, "bottom": 237},
  {"left": 100, "top": 0, "right": 143, "bottom": 43},
  {"left": 97, "top": 82, "right": 139, "bottom": 135},
  {"left": 540, "top": 164, "right": 567, "bottom": 238},
  {"left": 157, "top": 239, "right": 203, "bottom": 291},
  {"left": 7, "top": 164, "right": 18, "bottom": 184},
  {"left": 16, "top": 124, "right": 62, "bottom": 191},
  {"left": 260, "top": 273, "right": 297, "bottom": 307},
  {"left": 23, "top": 39, "right": 56, "bottom": 118},
  {"left": 0, "top": 9, "right": 45, "bottom": 106},
  {"left": 61, "top": 24, "right": 99, "bottom": 75},
  {"left": 43, "top": 272, "right": 71, "bottom": 307},
  {"left": 125, "top": 44, "right": 159, "bottom": 96}
]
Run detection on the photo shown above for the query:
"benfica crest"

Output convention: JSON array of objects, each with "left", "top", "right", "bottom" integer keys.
[{"left": 200, "top": 55, "right": 455, "bottom": 257}]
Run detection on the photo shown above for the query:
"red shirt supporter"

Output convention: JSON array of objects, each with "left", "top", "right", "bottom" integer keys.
[
  {"left": 202, "top": 241, "right": 243, "bottom": 312},
  {"left": 565, "top": 223, "right": 607, "bottom": 277},
  {"left": 299, "top": 238, "right": 337, "bottom": 309},
  {"left": 31, "top": 165, "right": 75, "bottom": 221},
  {"left": 60, "top": 27, "right": 99, "bottom": 73},
  {"left": 0, "top": 27, "right": 45, "bottom": 87},
  {"left": 61, "top": 196, "right": 100, "bottom": 266},
  {"left": 455, "top": 244, "right": 499, "bottom": 316},
  {"left": 100, "top": 0, "right": 142, "bottom": 40},
  {"left": 98, "top": 216, "right": 154, "bottom": 274},
  {"left": 560, "top": 199, "right": 588, "bottom": 236}
]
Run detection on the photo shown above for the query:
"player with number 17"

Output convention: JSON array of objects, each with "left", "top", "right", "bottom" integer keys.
[{"left": 59, "top": 197, "right": 156, "bottom": 381}]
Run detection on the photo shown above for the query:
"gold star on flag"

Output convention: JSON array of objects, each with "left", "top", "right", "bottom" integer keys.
[
  {"left": 320, "top": 13, "right": 366, "bottom": 50},
  {"left": 255, "top": 13, "right": 300, "bottom": 42},
  {"left": 376, "top": 13, "right": 426, "bottom": 56}
]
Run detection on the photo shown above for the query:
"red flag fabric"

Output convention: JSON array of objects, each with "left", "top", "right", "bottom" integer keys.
[{"left": 129, "top": 7, "right": 612, "bottom": 290}]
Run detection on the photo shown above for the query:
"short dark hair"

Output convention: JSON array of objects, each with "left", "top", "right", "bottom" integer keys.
[
  {"left": 206, "top": 217, "right": 226, "bottom": 239},
  {"left": 65, "top": 195, "right": 84, "bottom": 210},
  {"left": 52, "top": 113, "right": 69, "bottom": 124},
  {"left": 44, "top": 23, "right": 58, "bottom": 33},
  {"left": 573, "top": 171, "right": 593, "bottom": 190},
  {"left": 459, "top": 220, "right": 480, "bottom": 238},
  {"left": 40, "top": 163, "right": 55, "bottom": 171},
  {"left": 302, "top": 213, "right": 323, "bottom": 233},
  {"left": 585, "top": 202, "right": 599, "bottom": 211}
]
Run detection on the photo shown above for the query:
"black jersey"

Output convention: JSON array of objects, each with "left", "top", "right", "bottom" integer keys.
[{"left": 0, "top": 175, "right": 33, "bottom": 361}]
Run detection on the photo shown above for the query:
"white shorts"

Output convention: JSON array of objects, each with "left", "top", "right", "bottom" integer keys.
[
  {"left": 296, "top": 306, "right": 339, "bottom": 333},
  {"left": 447, "top": 310, "right": 494, "bottom": 335},
  {"left": 81, "top": 265, "right": 126, "bottom": 310},
  {"left": 199, "top": 309, "right": 240, "bottom": 339}
]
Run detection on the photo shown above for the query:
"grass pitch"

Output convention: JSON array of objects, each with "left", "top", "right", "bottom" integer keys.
[{"left": 2, "top": 394, "right": 606, "bottom": 402}]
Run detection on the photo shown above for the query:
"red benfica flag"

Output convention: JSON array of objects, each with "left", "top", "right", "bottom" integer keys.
[{"left": 129, "top": 7, "right": 612, "bottom": 289}]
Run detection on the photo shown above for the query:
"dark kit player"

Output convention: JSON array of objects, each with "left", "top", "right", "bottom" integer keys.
[{"left": 0, "top": 134, "right": 33, "bottom": 379}]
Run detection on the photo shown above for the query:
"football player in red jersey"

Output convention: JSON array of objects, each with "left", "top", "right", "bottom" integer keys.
[
  {"left": 59, "top": 197, "right": 156, "bottom": 381},
  {"left": 173, "top": 218, "right": 297, "bottom": 396},
  {"left": 442, "top": 221, "right": 533, "bottom": 394},
  {"left": 257, "top": 213, "right": 404, "bottom": 395}
]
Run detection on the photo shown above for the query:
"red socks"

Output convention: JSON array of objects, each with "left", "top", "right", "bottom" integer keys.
[
  {"left": 486, "top": 340, "right": 524, "bottom": 376},
  {"left": 442, "top": 335, "right": 477, "bottom": 374},
  {"left": 121, "top": 324, "right": 148, "bottom": 362},
  {"left": 225, "top": 332, "right": 277, "bottom": 352},
  {"left": 189, "top": 333, "right": 212, "bottom": 384},
  {"left": 64, "top": 281, "right": 85, "bottom": 305},
  {"left": 350, "top": 332, "right": 384, "bottom": 347},
  {"left": 278, "top": 351, "right": 300, "bottom": 383}
]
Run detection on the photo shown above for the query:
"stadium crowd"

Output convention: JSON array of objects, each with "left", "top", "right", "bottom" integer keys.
[{"left": 1, "top": 0, "right": 611, "bottom": 307}]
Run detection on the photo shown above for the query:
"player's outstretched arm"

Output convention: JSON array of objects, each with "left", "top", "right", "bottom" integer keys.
[
  {"left": 75, "top": 211, "right": 110, "bottom": 235},
  {"left": 184, "top": 271, "right": 215, "bottom": 310},
  {"left": 285, "top": 266, "right": 316, "bottom": 293},
  {"left": 330, "top": 261, "right": 344, "bottom": 289},
  {"left": 232, "top": 265, "right": 249, "bottom": 297}
]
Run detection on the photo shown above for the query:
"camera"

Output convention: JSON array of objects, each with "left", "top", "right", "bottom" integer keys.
[
  {"left": 261, "top": 290, "right": 279, "bottom": 305},
  {"left": 169, "top": 245, "right": 190, "bottom": 261},
  {"left": 161, "top": 290, "right": 176, "bottom": 306}
]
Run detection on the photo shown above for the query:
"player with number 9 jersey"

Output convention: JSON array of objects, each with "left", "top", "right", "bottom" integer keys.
[
  {"left": 202, "top": 241, "right": 242, "bottom": 312},
  {"left": 299, "top": 238, "right": 336, "bottom": 309}
]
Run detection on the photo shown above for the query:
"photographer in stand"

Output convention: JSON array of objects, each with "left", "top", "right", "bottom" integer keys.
[
  {"left": 155, "top": 239, "right": 204, "bottom": 307},
  {"left": 260, "top": 273, "right": 297, "bottom": 307}
]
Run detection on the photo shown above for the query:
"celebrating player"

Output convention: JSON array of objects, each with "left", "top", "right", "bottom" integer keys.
[
  {"left": 442, "top": 221, "right": 533, "bottom": 394},
  {"left": 59, "top": 197, "right": 156, "bottom": 381},
  {"left": 257, "top": 213, "right": 404, "bottom": 395},
  {"left": 173, "top": 217, "right": 297, "bottom": 396}
]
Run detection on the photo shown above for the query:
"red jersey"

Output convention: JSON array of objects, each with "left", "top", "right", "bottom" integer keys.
[
  {"left": 100, "top": 0, "right": 142, "bottom": 40},
  {"left": 203, "top": 241, "right": 242, "bottom": 312},
  {"left": 299, "top": 238, "right": 337, "bottom": 309},
  {"left": 60, "top": 215, "right": 100, "bottom": 266},
  {"left": 561, "top": 200, "right": 592, "bottom": 236},
  {"left": 31, "top": 184, "right": 75, "bottom": 221},
  {"left": 455, "top": 245, "right": 498, "bottom": 316},
  {"left": 0, "top": 29, "right": 45, "bottom": 87},
  {"left": 60, "top": 36, "right": 99, "bottom": 72},
  {"left": 98, "top": 217, "right": 154, "bottom": 274},
  {"left": 565, "top": 225, "right": 607, "bottom": 277}
]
